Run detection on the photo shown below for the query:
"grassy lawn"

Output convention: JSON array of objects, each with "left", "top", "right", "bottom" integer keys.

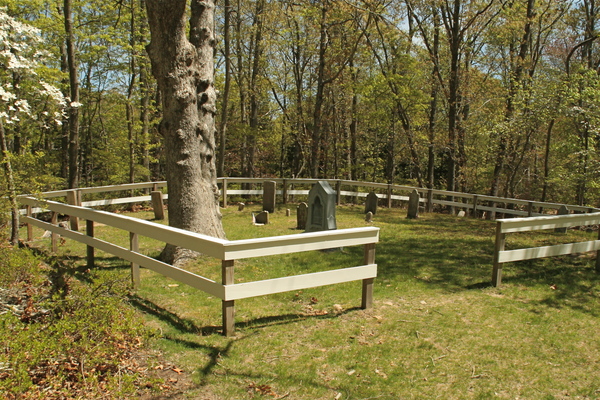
[{"left": 21, "top": 203, "right": 600, "bottom": 399}]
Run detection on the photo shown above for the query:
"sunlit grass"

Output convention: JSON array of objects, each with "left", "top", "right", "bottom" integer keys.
[{"left": 21, "top": 203, "right": 600, "bottom": 399}]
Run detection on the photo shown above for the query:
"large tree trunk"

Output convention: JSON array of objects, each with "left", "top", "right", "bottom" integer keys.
[{"left": 146, "top": 0, "right": 226, "bottom": 265}]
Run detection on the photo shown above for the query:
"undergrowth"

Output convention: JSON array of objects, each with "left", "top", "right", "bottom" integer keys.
[{"left": 0, "top": 244, "right": 150, "bottom": 399}]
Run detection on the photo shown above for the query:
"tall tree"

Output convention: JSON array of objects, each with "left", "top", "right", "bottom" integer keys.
[
  {"left": 146, "top": 0, "right": 226, "bottom": 264},
  {"left": 63, "top": 0, "right": 80, "bottom": 189}
]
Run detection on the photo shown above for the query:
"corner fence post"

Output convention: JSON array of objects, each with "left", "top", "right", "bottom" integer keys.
[
  {"left": 86, "top": 220, "right": 95, "bottom": 269},
  {"left": 66, "top": 189, "right": 80, "bottom": 231},
  {"left": 596, "top": 228, "right": 600, "bottom": 273},
  {"left": 492, "top": 221, "right": 505, "bottom": 287},
  {"left": 51, "top": 212, "right": 58, "bottom": 253},
  {"left": 222, "top": 178, "right": 228, "bottom": 208},
  {"left": 222, "top": 260, "right": 235, "bottom": 336},
  {"left": 362, "top": 243, "right": 376, "bottom": 309},
  {"left": 427, "top": 188, "right": 433, "bottom": 213},
  {"left": 26, "top": 205, "right": 33, "bottom": 241},
  {"left": 130, "top": 232, "right": 140, "bottom": 289}
]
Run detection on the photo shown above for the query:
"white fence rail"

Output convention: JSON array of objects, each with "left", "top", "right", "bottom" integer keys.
[
  {"left": 18, "top": 196, "right": 379, "bottom": 336},
  {"left": 492, "top": 212, "right": 600, "bottom": 287}
]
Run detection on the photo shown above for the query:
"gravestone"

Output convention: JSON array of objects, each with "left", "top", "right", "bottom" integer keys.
[
  {"left": 365, "top": 211, "right": 373, "bottom": 223},
  {"left": 457, "top": 210, "right": 466, "bottom": 217},
  {"left": 305, "top": 181, "right": 337, "bottom": 232},
  {"left": 238, "top": 202, "right": 245, "bottom": 211},
  {"left": 297, "top": 202, "right": 308, "bottom": 230},
  {"left": 254, "top": 211, "right": 269, "bottom": 225},
  {"left": 286, "top": 209, "right": 291, "bottom": 217},
  {"left": 555, "top": 205, "right": 569, "bottom": 233},
  {"left": 263, "top": 180, "right": 276, "bottom": 213},
  {"left": 365, "top": 192, "right": 378, "bottom": 215},
  {"left": 407, "top": 189, "right": 420, "bottom": 219}
]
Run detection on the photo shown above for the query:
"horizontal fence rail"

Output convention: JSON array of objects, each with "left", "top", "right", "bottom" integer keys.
[
  {"left": 18, "top": 196, "right": 379, "bottom": 336},
  {"left": 492, "top": 212, "right": 600, "bottom": 287}
]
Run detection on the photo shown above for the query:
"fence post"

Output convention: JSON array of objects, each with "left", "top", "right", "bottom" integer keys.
[
  {"left": 387, "top": 185, "right": 392, "bottom": 208},
  {"left": 492, "top": 221, "right": 505, "bottom": 287},
  {"left": 130, "top": 232, "right": 140, "bottom": 289},
  {"left": 66, "top": 189, "right": 80, "bottom": 231},
  {"left": 427, "top": 188, "right": 433, "bottom": 213},
  {"left": 26, "top": 205, "right": 33, "bottom": 241},
  {"left": 527, "top": 201, "right": 534, "bottom": 217},
  {"left": 362, "top": 243, "right": 376, "bottom": 309},
  {"left": 472, "top": 195, "right": 478, "bottom": 217},
  {"left": 86, "top": 220, "right": 94, "bottom": 269},
  {"left": 151, "top": 191, "right": 165, "bottom": 220},
  {"left": 222, "top": 260, "right": 235, "bottom": 336},
  {"left": 222, "top": 178, "right": 228, "bottom": 208},
  {"left": 51, "top": 212, "right": 58, "bottom": 252},
  {"left": 596, "top": 228, "right": 600, "bottom": 273}
]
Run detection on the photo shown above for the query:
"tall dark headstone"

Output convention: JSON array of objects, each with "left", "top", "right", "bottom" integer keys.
[
  {"left": 365, "top": 192, "right": 378, "bottom": 215},
  {"left": 306, "top": 181, "right": 337, "bottom": 232},
  {"left": 263, "top": 180, "right": 276, "bottom": 213},
  {"left": 297, "top": 202, "right": 308, "bottom": 230},
  {"left": 555, "top": 205, "right": 569, "bottom": 233},
  {"left": 407, "top": 189, "right": 420, "bottom": 219}
]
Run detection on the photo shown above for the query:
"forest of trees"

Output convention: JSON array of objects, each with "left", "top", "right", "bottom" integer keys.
[{"left": 3, "top": 0, "right": 600, "bottom": 208}]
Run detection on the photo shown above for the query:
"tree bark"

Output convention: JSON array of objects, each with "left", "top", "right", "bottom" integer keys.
[
  {"left": 0, "top": 119, "right": 19, "bottom": 245},
  {"left": 64, "top": 0, "right": 80, "bottom": 189},
  {"left": 217, "top": 0, "right": 232, "bottom": 178},
  {"left": 146, "top": 0, "right": 226, "bottom": 265}
]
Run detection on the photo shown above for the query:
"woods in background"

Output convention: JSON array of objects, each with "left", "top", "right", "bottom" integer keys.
[{"left": 2, "top": 0, "right": 600, "bottom": 207}]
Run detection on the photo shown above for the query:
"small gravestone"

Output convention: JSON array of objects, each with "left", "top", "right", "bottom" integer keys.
[
  {"left": 365, "top": 192, "right": 378, "bottom": 215},
  {"left": 297, "top": 202, "right": 308, "bottom": 229},
  {"left": 263, "top": 180, "right": 276, "bottom": 213},
  {"left": 286, "top": 209, "right": 291, "bottom": 217},
  {"left": 238, "top": 202, "right": 245, "bottom": 211},
  {"left": 555, "top": 205, "right": 569, "bottom": 233},
  {"left": 407, "top": 189, "right": 420, "bottom": 219},
  {"left": 254, "top": 211, "right": 269, "bottom": 225},
  {"left": 457, "top": 210, "right": 466, "bottom": 218},
  {"left": 365, "top": 211, "right": 373, "bottom": 223},
  {"left": 306, "top": 181, "right": 337, "bottom": 232}
]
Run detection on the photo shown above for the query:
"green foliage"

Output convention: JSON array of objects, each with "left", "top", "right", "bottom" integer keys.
[{"left": 0, "top": 246, "right": 148, "bottom": 399}]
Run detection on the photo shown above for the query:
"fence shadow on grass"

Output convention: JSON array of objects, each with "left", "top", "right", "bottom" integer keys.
[{"left": 357, "top": 209, "right": 600, "bottom": 316}]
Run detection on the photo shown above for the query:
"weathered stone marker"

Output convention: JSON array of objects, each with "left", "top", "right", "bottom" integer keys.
[
  {"left": 238, "top": 202, "right": 245, "bottom": 211},
  {"left": 365, "top": 211, "right": 373, "bottom": 223},
  {"left": 151, "top": 191, "right": 165, "bottom": 220},
  {"left": 407, "top": 189, "right": 420, "bottom": 219},
  {"left": 306, "top": 181, "right": 337, "bottom": 232},
  {"left": 297, "top": 202, "right": 308, "bottom": 230},
  {"left": 365, "top": 192, "right": 378, "bottom": 215},
  {"left": 554, "top": 205, "right": 569, "bottom": 233},
  {"left": 263, "top": 180, "right": 276, "bottom": 213},
  {"left": 254, "top": 211, "right": 269, "bottom": 225}
]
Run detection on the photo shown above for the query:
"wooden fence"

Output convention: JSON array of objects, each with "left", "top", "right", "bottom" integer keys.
[
  {"left": 18, "top": 195, "right": 378, "bottom": 336},
  {"left": 492, "top": 212, "right": 600, "bottom": 287},
  {"left": 16, "top": 178, "right": 600, "bottom": 323},
  {"left": 217, "top": 178, "right": 598, "bottom": 217}
]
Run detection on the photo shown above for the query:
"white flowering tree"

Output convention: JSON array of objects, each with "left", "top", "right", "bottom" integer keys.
[{"left": 0, "top": 8, "right": 65, "bottom": 244}]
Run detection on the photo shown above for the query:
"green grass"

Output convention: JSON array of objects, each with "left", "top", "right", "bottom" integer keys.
[{"left": 17, "top": 204, "right": 600, "bottom": 399}]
